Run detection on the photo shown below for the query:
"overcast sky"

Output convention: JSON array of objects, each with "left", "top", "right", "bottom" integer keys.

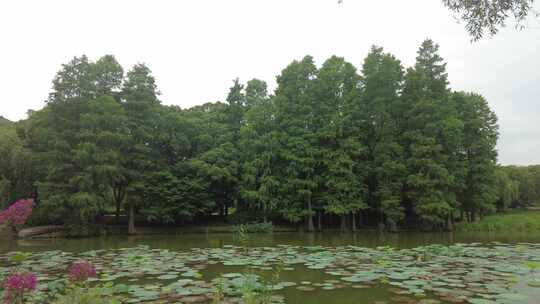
[{"left": 0, "top": 0, "right": 539, "bottom": 165}]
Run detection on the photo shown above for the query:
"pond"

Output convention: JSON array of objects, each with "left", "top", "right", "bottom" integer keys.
[{"left": 1, "top": 231, "right": 540, "bottom": 304}]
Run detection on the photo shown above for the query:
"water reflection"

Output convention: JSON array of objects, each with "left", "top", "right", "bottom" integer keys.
[{"left": 3, "top": 230, "right": 540, "bottom": 253}]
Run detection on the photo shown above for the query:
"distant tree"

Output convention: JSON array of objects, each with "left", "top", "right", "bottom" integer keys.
[
  {"left": 226, "top": 78, "right": 246, "bottom": 138},
  {"left": 494, "top": 167, "right": 519, "bottom": 210},
  {"left": 502, "top": 165, "right": 540, "bottom": 206}
]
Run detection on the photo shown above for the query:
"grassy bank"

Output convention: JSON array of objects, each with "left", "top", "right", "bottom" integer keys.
[{"left": 456, "top": 210, "right": 540, "bottom": 232}]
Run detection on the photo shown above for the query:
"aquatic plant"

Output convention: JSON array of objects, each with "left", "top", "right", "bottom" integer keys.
[
  {"left": 234, "top": 224, "right": 251, "bottom": 244},
  {"left": 240, "top": 274, "right": 262, "bottom": 304},
  {"left": 69, "top": 260, "right": 97, "bottom": 284},
  {"left": 2, "top": 272, "right": 38, "bottom": 304},
  {"left": 54, "top": 286, "right": 120, "bottom": 304},
  {"left": 8, "top": 252, "right": 32, "bottom": 266},
  {"left": 525, "top": 261, "right": 540, "bottom": 273},
  {"left": 235, "top": 222, "right": 274, "bottom": 233},
  {"left": 1, "top": 243, "right": 538, "bottom": 303},
  {"left": 0, "top": 199, "right": 34, "bottom": 232},
  {"left": 212, "top": 278, "right": 226, "bottom": 304}
]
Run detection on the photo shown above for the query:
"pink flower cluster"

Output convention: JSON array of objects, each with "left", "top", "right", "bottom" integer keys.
[
  {"left": 0, "top": 199, "right": 34, "bottom": 228},
  {"left": 68, "top": 260, "right": 97, "bottom": 283},
  {"left": 2, "top": 272, "right": 38, "bottom": 304}
]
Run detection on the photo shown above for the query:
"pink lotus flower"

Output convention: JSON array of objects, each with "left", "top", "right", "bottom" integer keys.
[
  {"left": 2, "top": 272, "right": 38, "bottom": 304},
  {"left": 68, "top": 260, "right": 97, "bottom": 283}
]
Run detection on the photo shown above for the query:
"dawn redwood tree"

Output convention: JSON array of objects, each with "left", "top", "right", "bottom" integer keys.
[
  {"left": 78, "top": 96, "right": 130, "bottom": 224},
  {"left": 121, "top": 63, "right": 161, "bottom": 234},
  {"left": 239, "top": 93, "right": 280, "bottom": 223},
  {"left": 188, "top": 101, "right": 239, "bottom": 218},
  {"left": 34, "top": 56, "right": 104, "bottom": 235},
  {"left": 273, "top": 56, "right": 319, "bottom": 231},
  {"left": 245, "top": 78, "right": 269, "bottom": 109},
  {"left": 454, "top": 92, "right": 499, "bottom": 221},
  {"left": 94, "top": 55, "right": 124, "bottom": 97},
  {"left": 313, "top": 56, "right": 366, "bottom": 231},
  {"left": 357, "top": 46, "right": 407, "bottom": 231},
  {"left": 226, "top": 78, "right": 246, "bottom": 138},
  {"left": 402, "top": 40, "right": 460, "bottom": 230}
]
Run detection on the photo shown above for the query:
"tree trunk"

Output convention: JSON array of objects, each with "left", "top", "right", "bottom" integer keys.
[
  {"left": 306, "top": 194, "right": 314, "bottom": 232},
  {"left": 113, "top": 184, "right": 126, "bottom": 224},
  {"left": 379, "top": 207, "right": 384, "bottom": 227},
  {"left": 351, "top": 212, "right": 357, "bottom": 232},
  {"left": 128, "top": 202, "right": 136, "bottom": 235},
  {"left": 219, "top": 203, "right": 225, "bottom": 217},
  {"left": 115, "top": 203, "right": 121, "bottom": 223},
  {"left": 446, "top": 214, "right": 454, "bottom": 231},
  {"left": 317, "top": 211, "right": 323, "bottom": 231},
  {"left": 357, "top": 212, "right": 363, "bottom": 227},
  {"left": 340, "top": 215, "right": 347, "bottom": 232}
]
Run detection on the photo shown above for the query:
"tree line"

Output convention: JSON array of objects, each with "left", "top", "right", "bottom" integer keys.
[{"left": 0, "top": 39, "right": 533, "bottom": 235}]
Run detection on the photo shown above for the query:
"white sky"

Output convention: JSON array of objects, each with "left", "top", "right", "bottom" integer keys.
[{"left": 0, "top": 0, "right": 539, "bottom": 165}]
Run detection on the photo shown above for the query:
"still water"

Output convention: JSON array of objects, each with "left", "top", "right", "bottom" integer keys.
[
  {"left": 2, "top": 231, "right": 540, "bottom": 304},
  {"left": 4, "top": 230, "right": 540, "bottom": 253}
]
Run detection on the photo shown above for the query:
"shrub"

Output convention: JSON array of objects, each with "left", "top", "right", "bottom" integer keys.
[{"left": 0, "top": 199, "right": 34, "bottom": 232}]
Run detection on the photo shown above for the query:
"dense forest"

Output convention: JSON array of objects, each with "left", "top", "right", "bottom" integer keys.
[{"left": 0, "top": 39, "right": 538, "bottom": 235}]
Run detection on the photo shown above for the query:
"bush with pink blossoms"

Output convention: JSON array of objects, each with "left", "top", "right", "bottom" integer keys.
[
  {"left": 2, "top": 272, "right": 38, "bottom": 304},
  {"left": 69, "top": 260, "right": 97, "bottom": 284},
  {"left": 0, "top": 199, "right": 34, "bottom": 232}
]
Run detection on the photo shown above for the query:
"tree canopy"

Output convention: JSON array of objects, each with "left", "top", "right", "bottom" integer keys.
[
  {"left": 1, "top": 40, "right": 529, "bottom": 235},
  {"left": 442, "top": 0, "right": 537, "bottom": 40}
]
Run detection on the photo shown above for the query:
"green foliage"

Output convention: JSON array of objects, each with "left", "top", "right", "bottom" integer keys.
[
  {"left": 356, "top": 46, "right": 405, "bottom": 230},
  {"left": 0, "top": 122, "right": 34, "bottom": 208},
  {"left": 9, "top": 252, "right": 32, "bottom": 265},
  {"left": 233, "top": 222, "right": 274, "bottom": 234},
  {"left": 442, "top": 0, "right": 536, "bottom": 40},
  {"left": 234, "top": 224, "right": 250, "bottom": 244},
  {"left": 501, "top": 165, "right": 540, "bottom": 207},
  {"left": 456, "top": 210, "right": 540, "bottom": 231},
  {"left": 53, "top": 286, "right": 120, "bottom": 304},
  {"left": 3, "top": 39, "right": 514, "bottom": 232}
]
